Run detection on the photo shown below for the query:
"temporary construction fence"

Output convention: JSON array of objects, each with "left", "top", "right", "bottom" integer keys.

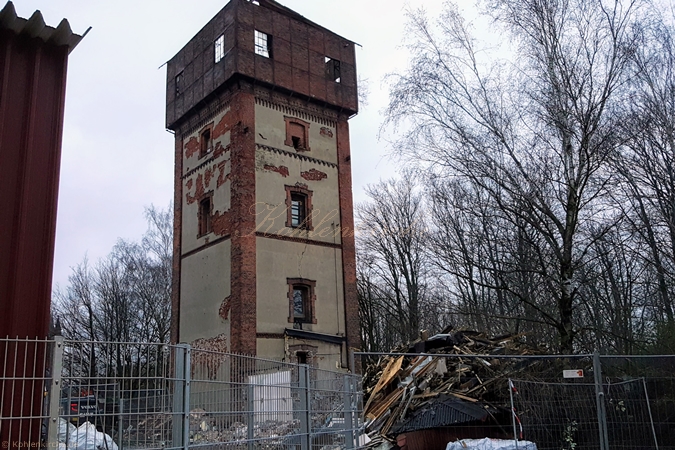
[
  {"left": 358, "top": 351, "right": 675, "bottom": 449},
  {"left": 509, "top": 354, "right": 675, "bottom": 450},
  {"left": 0, "top": 337, "right": 362, "bottom": 450}
]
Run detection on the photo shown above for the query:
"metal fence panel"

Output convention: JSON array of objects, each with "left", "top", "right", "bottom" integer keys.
[
  {"left": 357, "top": 352, "right": 675, "bottom": 449},
  {"left": 0, "top": 338, "right": 361, "bottom": 450}
]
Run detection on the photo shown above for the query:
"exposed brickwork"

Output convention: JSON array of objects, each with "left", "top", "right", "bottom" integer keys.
[
  {"left": 213, "top": 109, "right": 235, "bottom": 140},
  {"left": 204, "top": 166, "right": 214, "bottom": 187},
  {"left": 219, "top": 295, "right": 232, "bottom": 320},
  {"left": 301, "top": 168, "right": 327, "bottom": 181},
  {"left": 217, "top": 160, "right": 231, "bottom": 187},
  {"left": 228, "top": 90, "right": 258, "bottom": 356},
  {"left": 184, "top": 136, "right": 199, "bottom": 158},
  {"left": 185, "top": 173, "right": 205, "bottom": 205},
  {"left": 214, "top": 141, "right": 229, "bottom": 159},
  {"left": 191, "top": 334, "right": 228, "bottom": 379},
  {"left": 263, "top": 164, "right": 289, "bottom": 177},
  {"left": 211, "top": 209, "right": 232, "bottom": 236},
  {"left": 336, "top": 119, "right": 362, "bottom": 368},
  {"left": 184, "top": 157, "right": 230, "bottom": 205},
  {"left": 169, "top": 1, "right": 361, "bottom": 368},
  {"left": 171, "top": 136, "right": 184, "bottom": 344}
]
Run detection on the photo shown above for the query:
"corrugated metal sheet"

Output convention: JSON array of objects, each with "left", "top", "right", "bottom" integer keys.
[
  {"left": 0, "top": 2, "right": 83, "bottom": 444},
  {"left": 0, "top": 1, "right": 86, "bottom": 53},
  {"left": 392, "top": 395, "right": 490, "bottom": 434}
]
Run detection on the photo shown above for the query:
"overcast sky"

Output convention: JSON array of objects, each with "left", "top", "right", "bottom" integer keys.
[{"left": 13, "top": 0, "right": 456, "bottom": 290}]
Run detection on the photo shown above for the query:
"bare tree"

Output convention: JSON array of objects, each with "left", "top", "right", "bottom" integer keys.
[
  {"left": 384, "top": 0, "right": 646, "bottom": 353},
  {"left": 52, "top": 204, "right": 173, "bottom": 375},
  {"left": 610, "top": 14, "right": 675, "bottom": 349},
  {"left": 355, "top": 173, "right": 434, "bottom": 345}
]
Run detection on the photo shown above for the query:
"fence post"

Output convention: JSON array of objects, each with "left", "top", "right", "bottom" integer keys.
[
  {"left": 641, "top": 377, "right": 660, "bottom": 449},
  {"left": 118, "top": 395, "right": 124, "bottom": 450},
  {"left": 247, "top": 383, "right": 254, "bottom": 450},
  {"left": 343, "top": 375, "right": 356, "bottom": 449},
  {"left": 46, "top": 336, "right": 64, "bottom": 447},
  {"left": 172, "top": 344, "right": 190, "bottom": 450},
  {"left": 508, "top": 378, "right": 519, "bottom": 444},
  {"left": 299, "top": 365, "right": 310, "bottom": 450},
  {"left": 593, "top": 352, "right": 609, "bottom": 450}
]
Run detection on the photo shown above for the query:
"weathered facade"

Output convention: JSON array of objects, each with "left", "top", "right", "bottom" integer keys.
[{"left": 166, "top": 0, "right": 360, "bottom": 371}]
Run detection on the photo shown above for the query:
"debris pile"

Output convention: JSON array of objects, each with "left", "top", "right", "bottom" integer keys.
[{"left": 362, "top": 330, "right": 551, "bottom": 442}]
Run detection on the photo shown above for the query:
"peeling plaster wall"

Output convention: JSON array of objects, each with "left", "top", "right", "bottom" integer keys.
[
  {"left": 181, "top": 107, "right": 233, "bottom": 255},
  {"left": 179, "top": 242, "right": 232, "bottom": 345},
  {"left": 169, "top": 1, "right": 361, "bottom": 362},
  {"left": 254, "top": 103, "right": 341, "bottom": 245},
  {"left": 255, "top": 102, "right": 338, "bottom": 165}
]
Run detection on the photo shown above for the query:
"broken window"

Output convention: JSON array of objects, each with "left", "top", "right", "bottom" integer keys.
[
  {"left": 285, "top": 185, "right": 313, "bottom": 230},
  {"left": 325, "top": 57, "right": 341, "bottom": 83},
  {"left": 200, "top": 127, "right": 212, "bottom": 157},
  {"left": 292, "top": 285, "right": 308, "bottom": 319},
  {"left": 289, "top": 123, "right": 305, "bottom": 149},
  {"left": 214, "top": 34, "right": 225, "bottom": 63},
  {"left": 175, "top": 72, "right": 182, "bottom": 96},
  {"left": 255, "top": 30, "right": 272, "bottom": 58},
  {"left": 287, "top": 278, "right": 316, "bottom": 325},
  {"left": 284, "top": 116, "right": 310, "bottom": 151},
  {"left": 199, "top": 195, "right": 212, "bottom": 236}
]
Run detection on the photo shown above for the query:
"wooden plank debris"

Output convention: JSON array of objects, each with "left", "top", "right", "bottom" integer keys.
[{"left": 362, "top": 329, "right": 552, "bottom": 444}]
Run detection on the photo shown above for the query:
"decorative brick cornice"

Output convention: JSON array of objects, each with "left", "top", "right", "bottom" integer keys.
[
  {"left": 254, "top": 93, "right": 338, "bottom": 127},
  {"left": 177, "top": 97, "right": 232, "bottom": 139},
  {"left": 257, "top": 144, "right": 337, "bottom": 168}
]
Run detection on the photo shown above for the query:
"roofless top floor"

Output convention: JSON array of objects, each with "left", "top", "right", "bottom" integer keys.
[{"left": 166, "top": 0, "right": 358, "bottom": 130}]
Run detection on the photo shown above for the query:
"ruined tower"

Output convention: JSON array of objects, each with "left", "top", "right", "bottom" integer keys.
[{"left": 166, "top": 0, "right": 360, "bottom": 370}]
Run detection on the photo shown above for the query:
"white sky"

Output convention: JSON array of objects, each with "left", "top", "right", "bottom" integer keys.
[{"left": 12, "top": 0, "right": 454, "bottom": 290}]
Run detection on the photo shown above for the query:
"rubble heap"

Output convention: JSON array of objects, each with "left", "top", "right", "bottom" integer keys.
[{"left": 362, "top": 330, "right": 551, "bottom": 439}]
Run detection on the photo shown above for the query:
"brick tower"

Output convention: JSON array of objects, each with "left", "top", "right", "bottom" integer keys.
[{"left": 166, "top": 0, "right": 360, "bottom": 370}]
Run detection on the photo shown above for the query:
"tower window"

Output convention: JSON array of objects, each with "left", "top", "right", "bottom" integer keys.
[
  {"left": 175, "top": 72, "right": 182, "bottom": 96},
  {"left": 214, "top": 34, "right": 225, "bottom": 63},
  {"left": 292, "top": 285, "right": 308, "bottom": 319},
  {"left": 254, "top": 30, "right": 272, "bottom": 58},
  {"left": 325, "top": 57, "right": 341, "bottom": 83},
  {"left": 291, "top": 193, "right": 306, "bottom": 227},
  {"left": 287, "top": 278, "right": 316, "bottom": 324},
  {"left": 284, "top": 116, "right": 310, "bottom": 151},
  {"left": 198, "top": 195, "right": 212, "bottom": 236},
  {"left": 200, "top": 127, "right": 213, "bottom": 157},
  {"left": 285, "top": 185, "right": 313, "bottom": 230}
]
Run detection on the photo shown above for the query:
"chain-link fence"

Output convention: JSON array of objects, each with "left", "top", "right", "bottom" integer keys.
[{"left": 0, "top": 337, "right": 363, "bottom": 450}]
